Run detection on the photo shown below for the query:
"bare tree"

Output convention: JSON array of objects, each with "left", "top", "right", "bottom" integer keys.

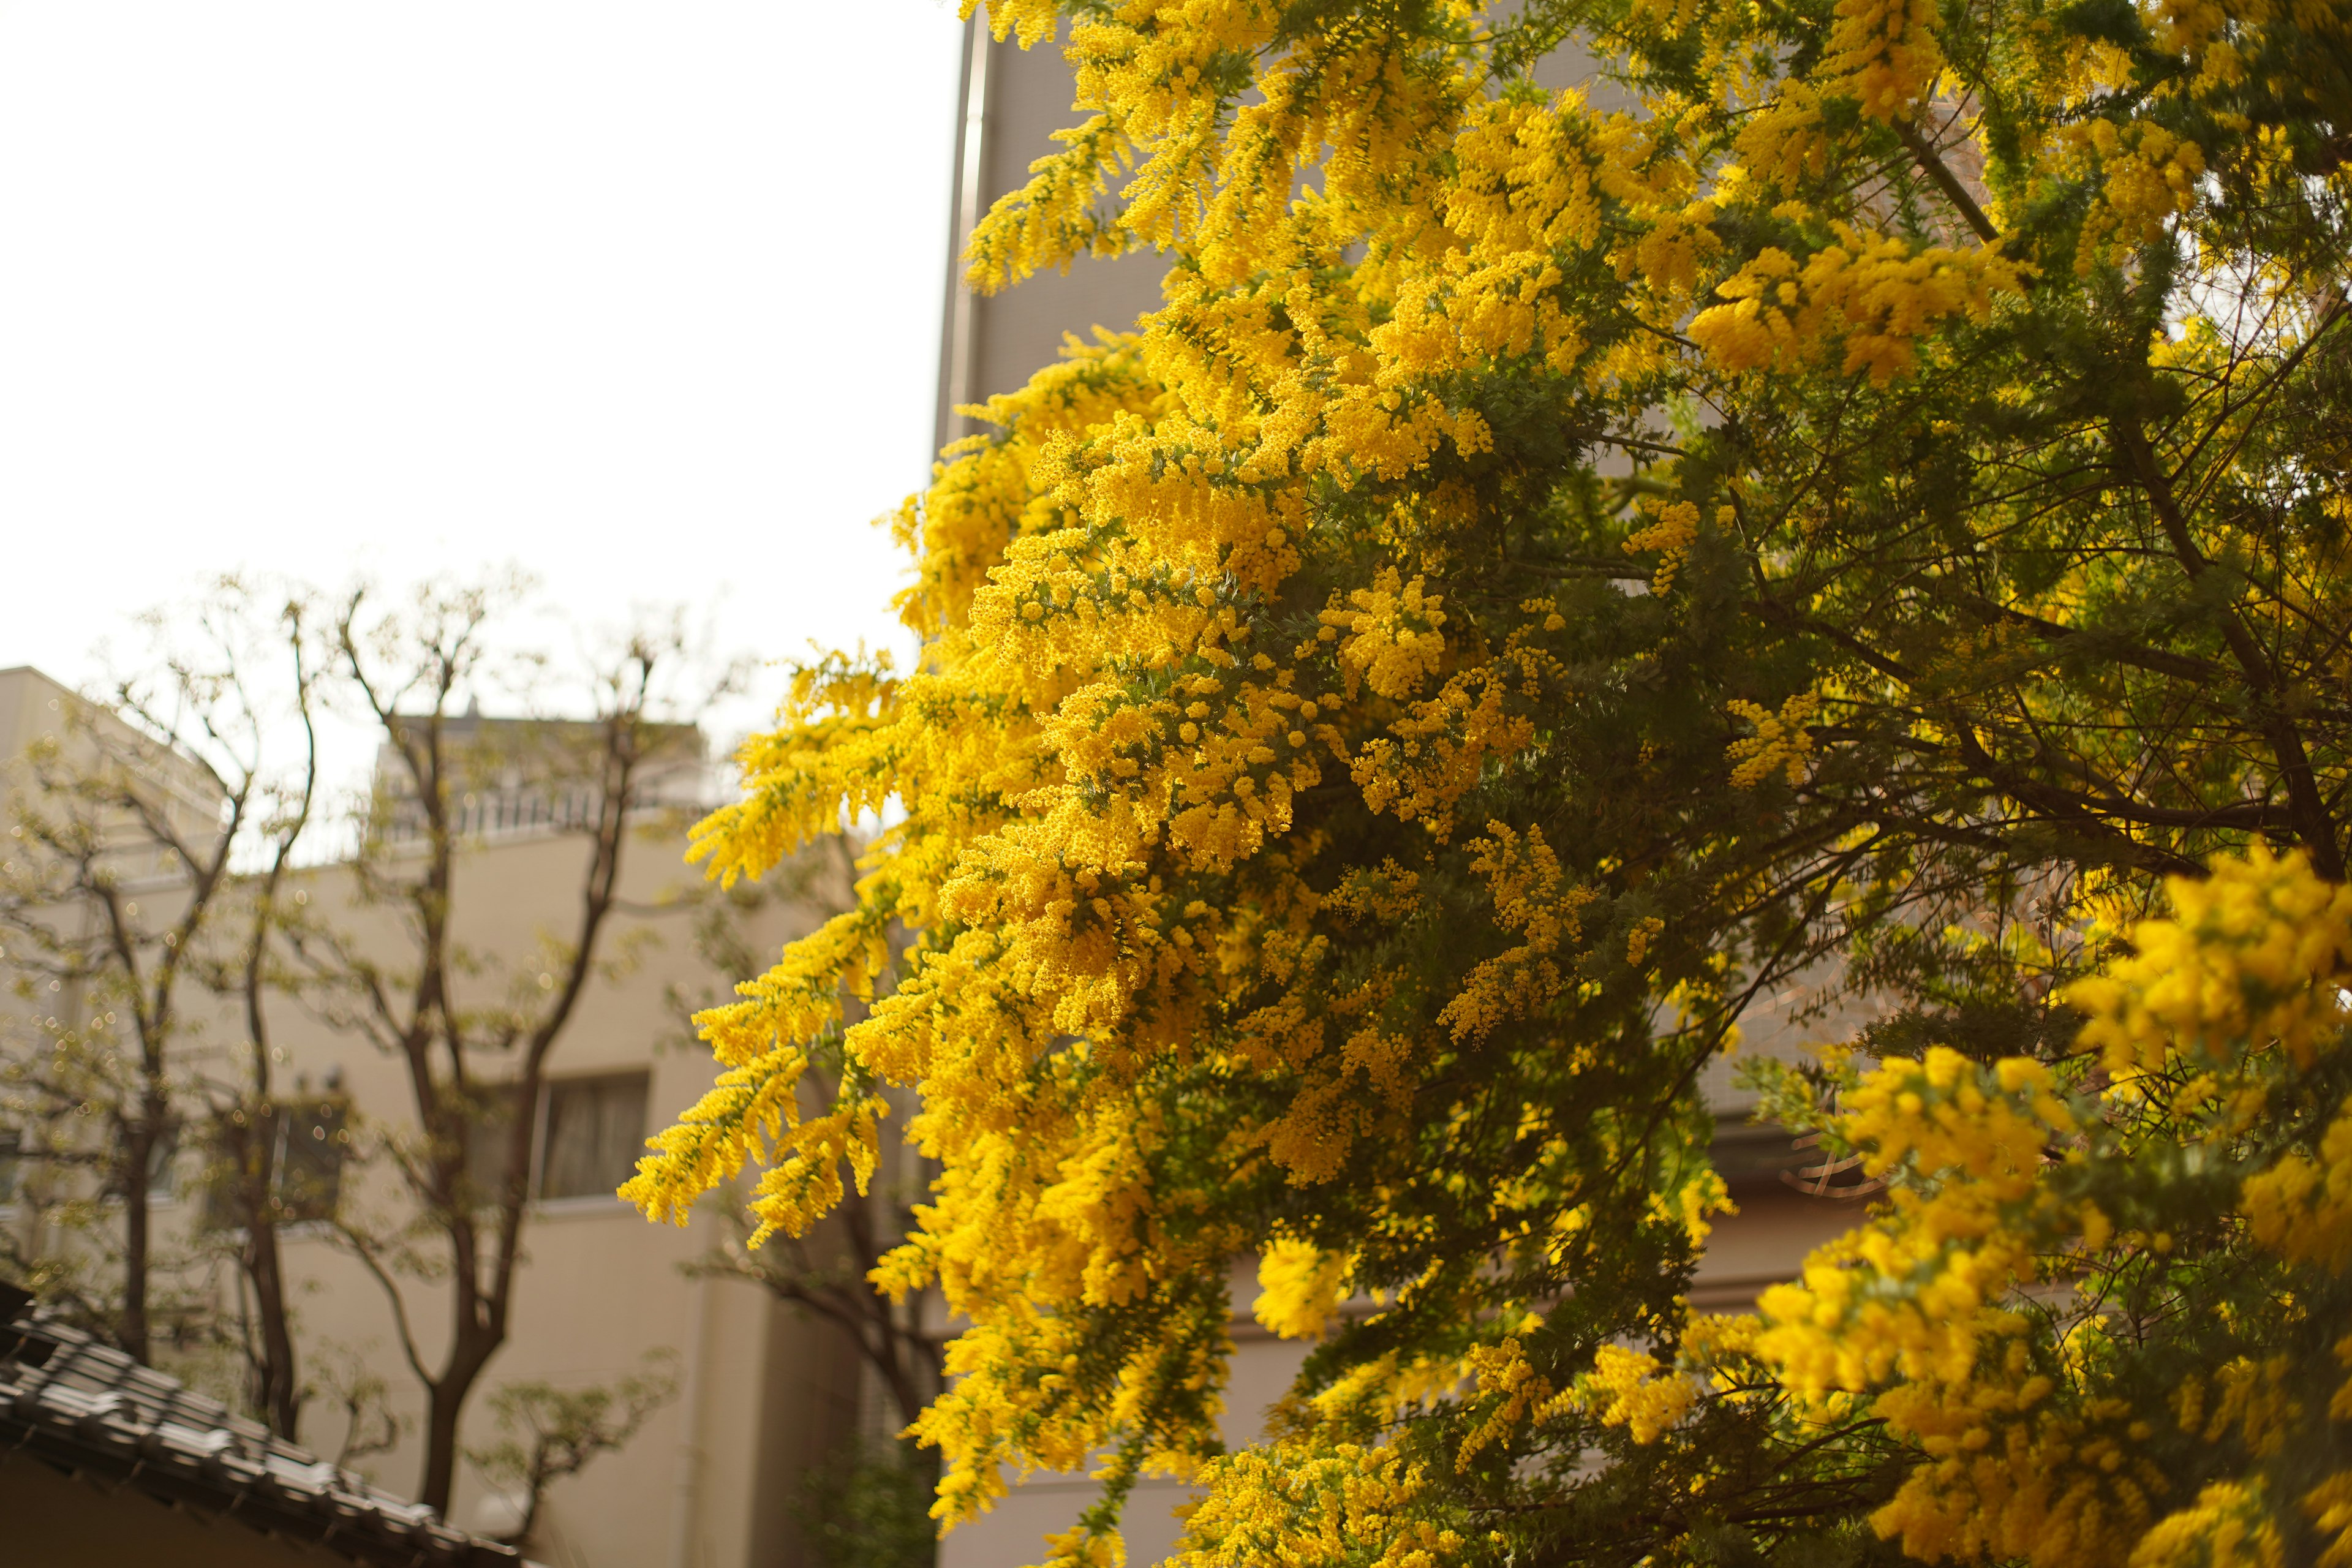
[
  {"left": 464, "top": 1349, "right": 679, "bottom": 1547},
  {"left": 0, "top": 582, "right": 315, "bottom": 1376},
  {"left": 310, "top": 1338, "right": 411, "bottom": 1472},
  {"left": 702, "top": 1170, "right": 943, "bottom": 1433},
  {"left": 199, "top": 597, "right": 326, "bottom": 1436},
  {"left": 287, "top": 575, "right": 732, "bottom": 1511}
]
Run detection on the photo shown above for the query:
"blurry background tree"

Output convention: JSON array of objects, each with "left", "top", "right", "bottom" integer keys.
[
  {"left": 308, "top": 1336, "right": 412, "bottom": 1471},
  {"left": 0, "top": 572, "right": 749, "bottom": 1529},
  {"left": 462, "top": 1347, "right": 679, "bottom": 1548},
  {"left": 0, "top": 582, "right": 317, "bottom": 1423},
  {"left": 282, "top": 575, "right": 742, "bottom": 1511},
  {"left": 788, "top": 1436, "right": 941, "bottom": 1568},
  {"left": 194, "top": 591, "right": 327, "bottom": 1439},
  {"left": 680, "top": 840, "right": 944, "bottom": 1430}
]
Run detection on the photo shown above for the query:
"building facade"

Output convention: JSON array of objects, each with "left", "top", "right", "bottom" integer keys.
[{"left": 0, "top": 663, "right": 863, "bottom": 1568}]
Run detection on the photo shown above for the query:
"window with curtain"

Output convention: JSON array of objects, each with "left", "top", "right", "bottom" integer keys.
[
  {"left": 538, "top": 1073, "right": 649, "bottom": 1201},
  {"left": 277, "top": 1101, "right": 347, "bottom": 1223},
  {"left": 202, "top": 1100, "right": 348, "bottom": 1229},
  {"left": 146, "top": 1126, "right": 181, "bottom": 1202}
]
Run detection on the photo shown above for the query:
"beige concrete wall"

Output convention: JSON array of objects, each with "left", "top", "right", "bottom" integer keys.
[{"left": 262, "top": 824, "right": 855, "bottom": 1568}]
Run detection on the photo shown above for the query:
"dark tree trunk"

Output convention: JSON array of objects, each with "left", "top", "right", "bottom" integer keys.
[
  {"left": 243, "top": 1113, "right": 303, "bottom": 1438},
  {"left": 119, "top": 1120, "right": 153, "bottom": 1364},
  {"left": 421, "top": 1375, "right": 467, "bottom": 1514},
  {"left": 325, "top": 602, "right": 667, "bottom": 1516}
]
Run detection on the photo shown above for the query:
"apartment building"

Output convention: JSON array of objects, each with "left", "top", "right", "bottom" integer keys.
[
  {"left": 0, "top": 665, "right": 235, "bottom": 1223},
  {"left": 925, "top": 22, "right": 1863, "bottom": 1568},
  {"left": 0, "top": 663, "right": 863, "bottom": 1568}
]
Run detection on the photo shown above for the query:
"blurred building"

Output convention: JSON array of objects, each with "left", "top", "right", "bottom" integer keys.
[
  {"left": 932, "top": 18, "right": 1168, "bottom": 459},
  {"left": 926, "top": 22, "right": 1861, "bottom": 1568},
  {"left": 0, "top": 665, "right": 235, "bottom": 1220},
  {"left": 0, "top": 663, "right": 862, "bottom": 1568},
  {"left": 277, "top": 711, "right": 863, "bottom": 1568}
]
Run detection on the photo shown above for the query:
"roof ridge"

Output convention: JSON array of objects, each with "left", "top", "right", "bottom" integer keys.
[{"left": 0, "top": 1314, "right": 518, "bottom": 1566}]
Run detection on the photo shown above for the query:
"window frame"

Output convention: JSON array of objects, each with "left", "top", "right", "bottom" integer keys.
[
  {"left": 273, "top": 1099, "right": 349, "bottom": 1226},
  {"left": 532, "top": 1071, "right": 652, "bottom": 1208},
  {"left": 200, "top": 1098, "right": 351, "bottom": 1234},
  {"left": 464, "top": 1070, "right": 652, "bottom": 1212}
]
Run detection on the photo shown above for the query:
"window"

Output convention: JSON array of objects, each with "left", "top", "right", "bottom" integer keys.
[
  {"left": 538, "top": 1074, "right": 649, "bottom": 1200},
  {"left": 204, "top": 1101, "right": 348, "bottom": 1229},
  {"left": 146, "top": 1126, "right": 181, "bottom": 1203},
  {"left": 276, "top": 1101, "right": 347, "bottom": 1223},
  {"left": 462, "top": 1084, "right": 531, "bottom": 1206},
  {"left": 457, "top": 1072, "right": 648, "bottom": 1205}
]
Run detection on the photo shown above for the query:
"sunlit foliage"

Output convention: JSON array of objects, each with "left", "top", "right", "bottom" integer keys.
[
  {"left": 633, "top": 0, "right": 2352, "bottom": 1560},
  {"left": 1741, "top": 850, "right": 2352, "bottom": 1567}
]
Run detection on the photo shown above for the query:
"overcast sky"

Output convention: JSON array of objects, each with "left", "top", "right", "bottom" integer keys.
[{"left": 0, "top": 1, "right": 966, "bottom": 744}]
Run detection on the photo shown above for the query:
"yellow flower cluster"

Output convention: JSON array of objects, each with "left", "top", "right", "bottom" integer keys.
[
  {"left": 1824, "top": 0, "right": 1947, "bottom": 121},
  {"left": 1437, "top": 823, "right": 1595, "bottom": 1046},
  {"left": 1171, "top": 1442, "right": 1460, "bottom": 1568},
  {"left": 2125, "top": 1483, "right": 2285, "bottom": 1568},
  {"left": 1756, "top": 851, "right": 2352, "bottom": 1568},
  {"left": 1690, "top": 229, "right": 2026, "bottom": 386},
  {"left": 1316, "top": 570, "right": 1450, "bottom": 703},
  {"left": 2244, "top": 1099, "right": 2352, "bottom": 1270},
  {"left": 1252, "top": 1238, "right": 1350, "bottom": 1340},
  {"left": 2053, "top": 120, "right": 2209, "bottom": 273},
  {"left": 2069, "top": 845, "right": 2352, "bottom": 1085},
  {"left": 1758, "top": 1049, "right": 2067, "bottom": 1400},
  {"left": 1572, "top": 1342, "right": 1703, "bottom": 1445},
  {"left": 1622, "top": 499, "right": 1702, "bottom": 594},
  {"left": 1449, "top": 1313, "right": 1755, "bottom": 1471},
  {"left": 1725, "top": 692, "right": 1820, "bottom": 788}
]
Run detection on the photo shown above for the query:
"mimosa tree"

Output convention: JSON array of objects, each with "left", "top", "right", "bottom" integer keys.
[{"left": 635, "top": 1, "right": 2352, "bottom": 1562}]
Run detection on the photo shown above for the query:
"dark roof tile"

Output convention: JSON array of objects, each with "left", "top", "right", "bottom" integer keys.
[{"left": 0, "top": 1313, "right": 518, "bottom": 1567}]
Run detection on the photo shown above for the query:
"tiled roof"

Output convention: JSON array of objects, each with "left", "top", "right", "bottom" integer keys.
[{"left": 0, "top": 1289, "right": 518, "bottom": 1566}]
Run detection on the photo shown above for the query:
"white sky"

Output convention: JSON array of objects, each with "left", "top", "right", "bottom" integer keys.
[{"left": 0, "top": 1, "right": 965, "bottom": 753}]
